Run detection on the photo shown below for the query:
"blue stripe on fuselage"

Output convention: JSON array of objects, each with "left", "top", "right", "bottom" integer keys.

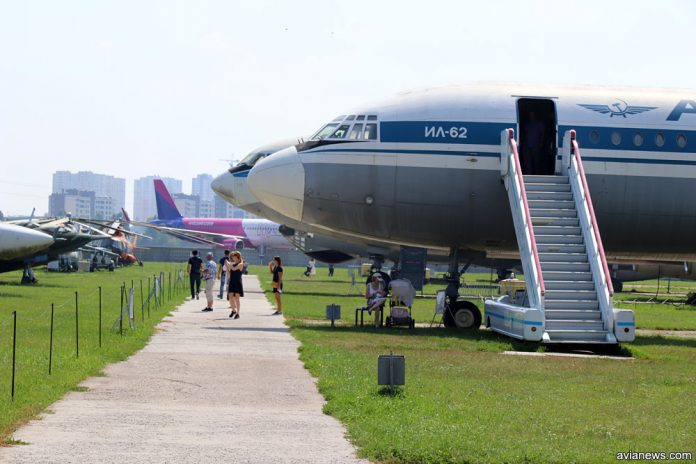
[{"left": 381, "top": 121, "right": 511, "bottom": 145}]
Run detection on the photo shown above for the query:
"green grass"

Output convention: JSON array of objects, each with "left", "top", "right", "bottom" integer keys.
[
  {"left": 253, "top": 266, "right": 696, "bottom": 464},
  {"left": 0, "top": 263, "right": 187, "bottom": 440}
]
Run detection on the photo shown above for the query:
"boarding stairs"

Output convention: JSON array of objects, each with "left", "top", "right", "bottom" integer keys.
[{"left": 485, "top": 129, "right": 634, "bottom": 344}]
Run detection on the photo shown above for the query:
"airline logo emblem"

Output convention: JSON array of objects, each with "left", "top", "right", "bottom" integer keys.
[{"left": 578, "top": 100, "right": 657, "bottom": 118}]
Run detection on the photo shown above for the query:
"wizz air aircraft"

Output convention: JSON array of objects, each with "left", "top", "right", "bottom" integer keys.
[
  {"left": 247, "top": 83, "right": 696, "bottom": 344},
  {"left": 148, "top": 179, "right": 290, "bottom": 252}
]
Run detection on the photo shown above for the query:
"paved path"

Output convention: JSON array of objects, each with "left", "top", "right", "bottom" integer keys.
[{"left": 1, "top": 276, "right": 367, "bottom": 464}]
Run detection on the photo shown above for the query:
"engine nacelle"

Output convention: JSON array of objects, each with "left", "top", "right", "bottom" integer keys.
[{"left": 221, "top": 239, "right": 244, "bottom": 251}]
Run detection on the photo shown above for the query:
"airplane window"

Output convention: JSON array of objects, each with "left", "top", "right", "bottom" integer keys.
[
  {"left": 356, "top": 115, "right": 365, "bottom": 121},
  {"left": 367, "top": 115, "right": 377, "bottom": 121},
  {"left": 633, "top": 133, "right": 644, "bottom": 147},
  {"left": 677, "top": 134, "right": 687, "bottom": 148},
  {"left": 363, "top": 123, "right": 378, "bottom": 140},
  {"left": 655, "top": 133, "right": 665, "bottom": 147},
  {"left": 330, "top": 124, "right": 351, "bottom": 139},
  {"left": 349, "top": 124, "right": 364, "bottom": 139},
  {"left": 589, "top": 130, "right": 600, "bottom": 144},
  {"left": 611, "top": 131, "right": 622, "bottom": 146},
  {"left": 346, "top": 115, "right": 355, "bottom": 121},
  {"left": 311, "top": 123, "right": 339, "bottom": 140}
]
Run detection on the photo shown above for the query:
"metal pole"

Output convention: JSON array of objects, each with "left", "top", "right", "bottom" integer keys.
[
  {"left": 140, "top": 280, "right": 144, "bottom": 322},
  {"left": 120, "top": 284, "right": 124, "bottom": 336},
  {"left": 169, "top": 272, "right": 171, "bottom": 301},
  {"left": 49, "top": 304, "right": 54, "bottom": 374},
  {"left": 75, "top": 291, "right": 79, "bottom": 358},
  {"left": 98, "top": 286, "right": 102, "bottom": 348},
  {"left": 147, "top": 277, "right": 151, "bottom": 312},
  {"left": 11, "top": 311, "right": 17, "bottom": 401}
]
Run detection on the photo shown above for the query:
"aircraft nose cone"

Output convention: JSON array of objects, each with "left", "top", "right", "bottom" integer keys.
[
  {"left": 211, "top": 171, "right": 236, "bottom": 204},
  {"left": 248, "top": 146, "right": 305, "bottom": 221},
  {"left": 0, "top": 224, "right": 54, "bottom": 260}
]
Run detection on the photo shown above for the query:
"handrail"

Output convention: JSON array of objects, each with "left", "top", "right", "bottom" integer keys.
[
  {"left": 569, "top": 130, "right": 614, "bottom": 296},
  {"left": 507, "top": 128, "right": 546, "bottom": 297}
]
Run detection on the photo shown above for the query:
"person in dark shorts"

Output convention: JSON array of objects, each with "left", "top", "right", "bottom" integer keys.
[
  {"left": 225, "top": 251, "right": 244, "bottom": 319},
  {"left": 217, "top": 249, "right": 230, "bottom": 299},
  {"left": 269, "top": 256, "right": 283, "bottom": 315},
  {"left": 187, "top": 250, "right": 203, "bottom": 300}
]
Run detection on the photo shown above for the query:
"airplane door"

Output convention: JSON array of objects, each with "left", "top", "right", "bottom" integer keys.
[{"left": 517, "top": 98, "right": 558, "bottom": 175}]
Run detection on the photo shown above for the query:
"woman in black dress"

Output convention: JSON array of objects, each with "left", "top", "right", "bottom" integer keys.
[
  {"left": 269, "top": 256, "right": 283, "bottom": 315},
  {"left": 226, "top": 251, "right": 244, "bottom": 318}
]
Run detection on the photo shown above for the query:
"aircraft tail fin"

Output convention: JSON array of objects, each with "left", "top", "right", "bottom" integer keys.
[{"left": 153, "top": 180, "right": 183, "bottom": 220}]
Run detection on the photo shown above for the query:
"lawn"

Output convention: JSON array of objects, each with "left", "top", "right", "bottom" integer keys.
[
  {"left": 252, "top": 265, "right": 696, "bottom": 464},
  {"left": 0, "top": 263, "right": 187, "bottom": 441}
]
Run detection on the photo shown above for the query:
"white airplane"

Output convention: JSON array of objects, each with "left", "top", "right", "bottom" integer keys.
[
  {"left": 247, "top": 83, "right": 696, "bottom": 344},
  {"left": 0, "top": 223, "right": 54, "bottom": 261}
]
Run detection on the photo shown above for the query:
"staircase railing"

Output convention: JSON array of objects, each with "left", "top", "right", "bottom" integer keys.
[
  {"left": 562, "top": 130, "right": 614, "bottom": 330},
  {"left": 500, "top": 128, "right": 545, "bottom": 310}
]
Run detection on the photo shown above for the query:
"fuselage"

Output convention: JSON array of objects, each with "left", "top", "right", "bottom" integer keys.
[
  {"left": 248, "top": 83, "right": 696, "bottom": 262},
  {"left": 152, "top": 217, "right": 290, "bottom": 250}
]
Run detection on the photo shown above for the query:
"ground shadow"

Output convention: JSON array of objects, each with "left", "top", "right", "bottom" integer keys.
[
  {"left": 203, "top": 326, "right": 289, "bottom": 333},
  {"left": 632, "top": 335, "right": 696, "bottom": 349}
]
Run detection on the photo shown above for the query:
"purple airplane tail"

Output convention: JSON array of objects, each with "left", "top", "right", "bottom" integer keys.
[{"left": 153, "top": 179, "right": 183, "bottom": 220}]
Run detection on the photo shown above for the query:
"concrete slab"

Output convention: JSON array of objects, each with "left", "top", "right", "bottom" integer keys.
[
  {"left": 0, "top": 276, "right": 368, "bottom": 464},
  {"left": 502, "top": 351, "right": 633, "bottom": 360}
]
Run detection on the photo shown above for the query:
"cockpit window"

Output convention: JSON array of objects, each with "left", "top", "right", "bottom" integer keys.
[
  {"left": 348, "top": 124, "right": 364, "bottom": 140},
  {"left": 311, "top": 123, "right": 339, "bottom": 140},
  {"left": 346, "top": 115, "right": 355, "bottom": 121},
  {"left": 238, "top": 151, "right": 267, "bottom": 167},
  {"left": 367, "top": 115, "right": 377, "bottom": 121},
  {"left": 363, "top": 123, "right": 378, "bottom": 140},
  {"left": 330, "top": 124, "right": 351, "bottom": 139},
  {"left": 356, "top": 115, "right": 365, "bottom": 121},
  {"left": 332, "top": 115, "right": 345, "bottom": 122}
]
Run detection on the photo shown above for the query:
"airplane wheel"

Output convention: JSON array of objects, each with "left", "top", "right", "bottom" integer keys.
[{"left": 448, "top": 301, "right": 482, "bottom": 329}]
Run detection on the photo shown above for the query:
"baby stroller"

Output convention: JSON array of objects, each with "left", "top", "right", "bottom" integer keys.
[{"left": 385, "top": 278, "right": 416, "bottom": 329}]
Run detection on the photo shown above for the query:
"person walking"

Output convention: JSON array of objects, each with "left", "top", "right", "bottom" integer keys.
[
  {"left": 225, "top": 251, "right": 244, "bottom": 319},
  {"left": 187, "top": 250, "right": 203, "bottom": 300},
  {"left": 269, "top": 256, "right": 283, "bottom": 315},
  {"left": 217, "top": 250, "right": 230, "bottom": 300},
  {"left": 202, "top": 252, "right": 217, "bottom": 312},
  {"left": 328, "top": 263, "right": 334, "bottom": 277}
]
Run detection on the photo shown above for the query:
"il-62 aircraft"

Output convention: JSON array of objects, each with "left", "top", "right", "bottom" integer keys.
[{"left": 247, "top": 83, "right": 696, "bottom": 344}]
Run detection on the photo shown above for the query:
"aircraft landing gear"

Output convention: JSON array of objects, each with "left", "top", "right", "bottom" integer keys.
[
  {"left": 441, "top": 249, "right": 482, "bottom": 329},
  {"left": 21, "top": 265, "right": 38, "bottom": 285}
]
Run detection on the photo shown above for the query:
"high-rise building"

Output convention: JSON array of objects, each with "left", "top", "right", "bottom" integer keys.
[
  {"left": 133, "top": 176, "right": 182, "bottom": 221},
  {"left": 51, "top": 171, "right": 125, "bottom": 217},
  {"left": 192, "top": 174, "right": 214, "bottom": 203},
  {"left": 213, "top": 194, "right": 255, "bottom": 219},
  {"left": 172, "top": 193, "right": 199, "bottom": 218},
  {"left": 49, "top": 189, "right": 95, "bottom": 218},
  {"left": 198, "top": 200, "right": 215, "bottom": 218}
]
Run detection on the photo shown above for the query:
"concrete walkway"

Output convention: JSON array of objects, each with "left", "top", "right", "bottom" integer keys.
[{"left": 1, "top": 276, "right": 367, "bottom": 464}]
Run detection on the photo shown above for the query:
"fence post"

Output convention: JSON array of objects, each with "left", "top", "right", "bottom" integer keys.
[
  {"left": 99, "top": 286, "right": 102, "bottom": 348},
  {"left": 49, "top": 304, "right": 54, "bottom": 374},
  {"left": 169, "top": 272, "right": 171, "bottom": 301},
  {"left": 11, "top": 311, "right": 17, "bottom": 401},
  {"left": 75, "top": 291, "right": 79, "bottom": 358},
  {"left": 120, "top": 284, "right": 124, "bottom": 337},
  {"left": 147, "top": 277, "right": 151, "bottom": 312},
  {"left": 140, "top": 280, "right": 145, "bottom": 322}
]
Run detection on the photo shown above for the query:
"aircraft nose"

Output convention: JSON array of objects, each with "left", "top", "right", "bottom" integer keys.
[
  {"left": 211, "top": 171, "right": 236, "bottom": 204},
  {"left": 0, "top": 224, "right": 54, "bottom": 260},
  {"left": 248, "top": 146, "right": 304, "bottom": 221}
]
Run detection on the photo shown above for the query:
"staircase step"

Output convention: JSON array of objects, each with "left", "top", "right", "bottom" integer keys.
[
  {"left": 531, "top": 217, "right": 579, "bottom": 227},
  {"left": 545, "top": 309, "right": 602, "bottom": 320},
  {"left": 535, "top": 234, "right": 584, "bottom": 245},
  {"left": 544, "top": 280, "right": 595, "bottom": 291},
  {"left": 544, "top": 329, "right": 610, "bottom": 343},
  {"left": 544, "top": 299, "right": 599, "bottom": 310},
  {"left": 537, "top": 243, "right": 586, "bottom": 254},
  {"left": 526, "top": 191, "right": 573, "bottom": 201},
  {"left": 545, "top": 289, "right": 597, "bottom": 300},
  {"left": 524, "top": 175, "right": 569, "bottom": 184},
  {"left": 539, "top": 252, "right": 588, "bottom": 262},
  {"left": 543, "top": 271, "right": 593, "bottom": 281},
  {"left": 528, "top": 199, "right": 576, "bottom": 210},
  {"left": 533, "top": 225, "right": 581, "bottom": 236},
  {"left": 545, "top": 319, "right": 605, "bottom": 331},
  {"left": 524, "top": 182, "right": 571, "bottom": 193},
  {"left": 528, "top": 208, "right": 577, "bottom": 218},
  {"left": 541, "top": 261, "right": 590, "bottom": 272}
]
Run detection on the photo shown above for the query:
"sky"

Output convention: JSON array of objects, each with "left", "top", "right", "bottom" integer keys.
[{"left": 1, "top": 0, "right": 695, "bottom": 216}]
